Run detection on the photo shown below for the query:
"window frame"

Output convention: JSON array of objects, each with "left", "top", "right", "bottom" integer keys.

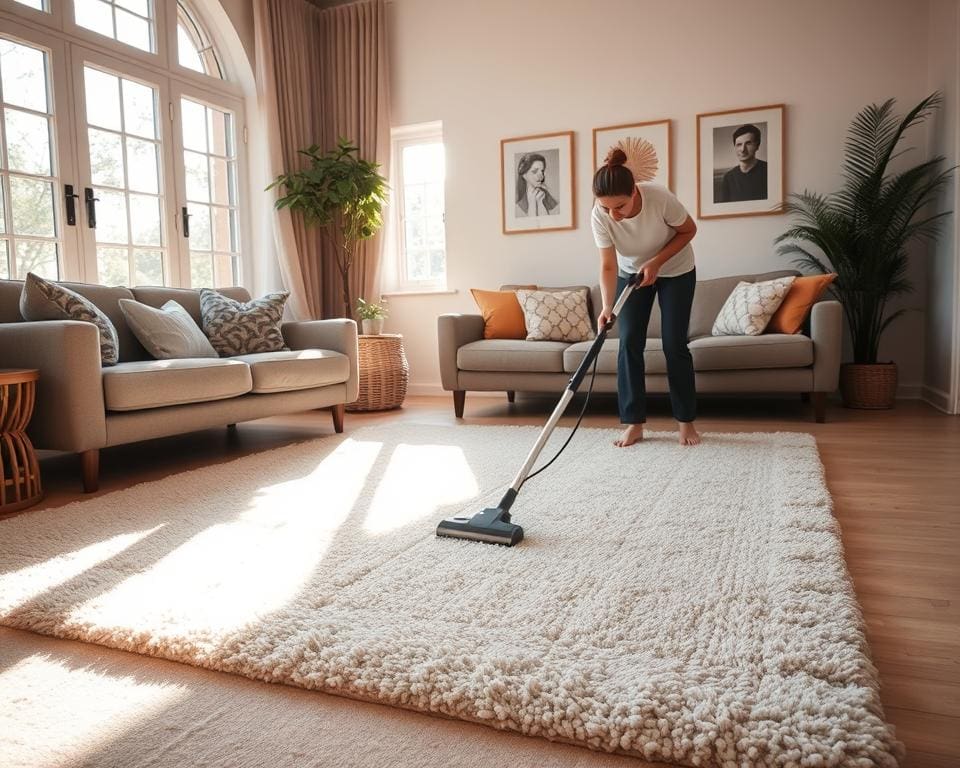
[{"left": 390, "top": 121, "right": 447, "bottom": 293}]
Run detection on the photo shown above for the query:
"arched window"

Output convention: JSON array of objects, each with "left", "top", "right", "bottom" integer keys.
[
  {"left": 177, "top": 1, "right": 222, "bottom": 79},
  {"left": 0, "top": 0, "right": 247, "bottom": 289}
]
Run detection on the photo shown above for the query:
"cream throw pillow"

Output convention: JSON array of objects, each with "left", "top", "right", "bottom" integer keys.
[
  {"left": 119, "top": 298, "right": 218, "bottom": 359},
  {"left": 712, "top": 276, "right": 797, "bottom": 336},
  {"left": 516, "top": 288, "right": 596, "bottom": 342}
]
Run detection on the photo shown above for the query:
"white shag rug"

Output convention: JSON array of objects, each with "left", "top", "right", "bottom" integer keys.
[{"left": 0, "top": 424, "right": 902, "bottom": 767}]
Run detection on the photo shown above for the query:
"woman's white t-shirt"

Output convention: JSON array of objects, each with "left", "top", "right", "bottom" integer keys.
[{"left": 590, "top": 183, "right": 695, "bottom": 278}]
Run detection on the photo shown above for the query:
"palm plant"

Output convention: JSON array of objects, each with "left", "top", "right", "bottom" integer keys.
[
  {"left": 775, "top": 93, "right": 954, "bottom": 364},
  {"left": 269, "top": 138, "right": 388, "bottom": 319}
]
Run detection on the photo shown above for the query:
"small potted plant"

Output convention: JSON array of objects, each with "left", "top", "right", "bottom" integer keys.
[{"left": 356, "top": 297, "right": 388, "bottom": 335}]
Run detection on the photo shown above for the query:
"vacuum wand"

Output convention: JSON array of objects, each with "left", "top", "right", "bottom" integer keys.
[{"left": 436, "top": 273, "right": 641, "bottom": 546}]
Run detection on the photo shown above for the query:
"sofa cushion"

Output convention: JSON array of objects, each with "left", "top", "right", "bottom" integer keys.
[
  {"left": 711, "top": 277, "right": 797, "bottom": 336},
  {"left": 133, "top": 285, "right": 251, "bottom": 327},
  {"left": 458, "top": 340, "right": 569, "bottom": 373},
  {"left": 689, "top": 334, "right": 813, "bottom": 371},
  {"left": 200, "top": 288, "right": 289, "bottom": 356},
  {"left": 19, "top": 273, "right": 121, "bottom": 365},
  {"left": 516, "top": 288, "right": 595, "bottom": 342},
  {"left": 102, "top": 358, "right": 252, "bottom": 411},
  {"left": 231, "top": 350, "right": 350, "bottom": 393},
  {"left": 119, "top": 299, "right": 218, "bottom": 359},
  {"left": 563, "top": 338, "right": 666, "bottom": 374}
]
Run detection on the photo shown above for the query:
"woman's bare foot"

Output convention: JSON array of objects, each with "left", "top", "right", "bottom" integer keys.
[
  {"left": 678, "top": 422, "right": 701, "bottom": 446},
  {"left": 614, "top": 424, "right": 644, "bottom": 447}
]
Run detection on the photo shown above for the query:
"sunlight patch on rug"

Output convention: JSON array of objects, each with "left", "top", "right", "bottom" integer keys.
[{"left": 0, "top": 424, "right": 903, "bottom": 767}]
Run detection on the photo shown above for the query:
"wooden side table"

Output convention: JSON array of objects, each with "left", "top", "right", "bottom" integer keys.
[
  {"left": 346, "top": 334, "right": 409, "bottom": 412},
  {"left": 0, "top": 369, "right": 43, "bottom": 513}
]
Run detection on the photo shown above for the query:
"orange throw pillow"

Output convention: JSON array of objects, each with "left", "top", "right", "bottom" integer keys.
[
  {"left": 470, "top": 287, "right": 535, "bottom": 339},
  {"left": 766, "top": 273, "right": 837, "bottom": 334}
]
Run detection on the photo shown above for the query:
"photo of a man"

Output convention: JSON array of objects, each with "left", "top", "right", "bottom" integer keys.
[{"left": 714, "top": 123, "right": 768, "bottom": 203}]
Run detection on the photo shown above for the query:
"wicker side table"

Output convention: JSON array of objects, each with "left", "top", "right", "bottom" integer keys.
[
  {"left": 0, "top": 369, "right": 43, "bottom": 513},
  {"left": 346, "top": 334, "right": 409, "bottom": 412}
]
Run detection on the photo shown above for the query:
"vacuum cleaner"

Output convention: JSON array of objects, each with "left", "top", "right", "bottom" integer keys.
[{"left": 436, "top": 272, "right": 640, "bottom": 546}]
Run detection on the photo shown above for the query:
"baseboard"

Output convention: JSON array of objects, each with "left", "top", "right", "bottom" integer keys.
[
  {"left": 921, "top": 385, "right": 956, "bottom": 414},
  {"left": 896, "top": 384, "right": 923, "bottom": 400}
]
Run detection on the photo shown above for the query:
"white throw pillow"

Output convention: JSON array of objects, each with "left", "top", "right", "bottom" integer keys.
[
  {"left": 119, "top": 298, "right": 219, "bottom": 359},
  {"left": 711, "top": 276, "right": 797, "bottom": 337},
  {"left": 516, "top": 288, "right": 596, "bottom": 342}
]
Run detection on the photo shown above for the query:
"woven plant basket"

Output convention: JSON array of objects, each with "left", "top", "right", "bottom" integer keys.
[
  {"left": 839, "top": 362, "right": 897, "bottom": 409},
  {"left": 346, "top": 334, "right": 409, "bottom": 412}
]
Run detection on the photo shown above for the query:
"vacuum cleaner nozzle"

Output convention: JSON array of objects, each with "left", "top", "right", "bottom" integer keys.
[{"left": 436, "top": 505, "right": 524, "bottom": 546}]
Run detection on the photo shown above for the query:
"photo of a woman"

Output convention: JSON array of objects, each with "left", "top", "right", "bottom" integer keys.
[{"left": 515, "top": 152, "right": 559, "bottom": 217}]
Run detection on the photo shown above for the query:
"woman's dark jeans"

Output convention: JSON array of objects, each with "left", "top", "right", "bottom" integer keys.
[{"left": 615, "top": 269, "right": 697, "bottom": 424}]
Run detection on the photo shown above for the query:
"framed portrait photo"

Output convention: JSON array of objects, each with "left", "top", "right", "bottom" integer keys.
[
  {"left": 501, "top": 131, "right": 575, "bottom": 234},
  {"left": 592, "top": 119, "right": 671, "bottom": 190},
  {"left": 697, "top": 104, "right": 785, "bottom": 220}
]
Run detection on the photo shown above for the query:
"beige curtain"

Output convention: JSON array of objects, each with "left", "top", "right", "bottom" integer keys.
[{"left": 255, "top": 0, "right": 390, "bottom": 320}]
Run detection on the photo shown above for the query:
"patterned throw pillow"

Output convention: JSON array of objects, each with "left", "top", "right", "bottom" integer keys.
[
  {"left": 19, "top": 272, "right": 120, "bottom": 365},
  {"left": 199, "top": 288, "right": 290, "bottom": 357},
  {"left": 516, "top": 288, "right": 596, "bottom": 342},
  {"left": 712, "top": 276, "right": 797, "bottom": 336}
]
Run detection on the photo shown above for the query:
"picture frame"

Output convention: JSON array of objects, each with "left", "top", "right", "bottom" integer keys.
[
  {"left": 500, "top": 131, "right": 575, "bottom": 234},
  {"left": 592, "top": 119, "right": 672, "bottom": 190},
  {"left": 696, "top": 104, "right": 785, "bottom": 219}
]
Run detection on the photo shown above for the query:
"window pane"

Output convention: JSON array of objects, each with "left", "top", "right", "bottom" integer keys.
[
  {"left": 0, "top": 184, "right": 5, "bottom": 233},
  {"left": 177, "top": 24, "right": 204, "bottom": 73},
  {"left": 12, "top": 0, "right": 48, "bottom": 10},
  {"left": 133, "top": 248, "right": 163, "bottom": 285},
  {"left": 16, "top": 240, "right": 58, "bottom": 279},
  {"left": 207, "top": 108, "right": 232, "bottom": 156},
  {"left": 88, "top": 128, "right": 125, "bottom": 188},
  {"left": 116, "top": 9, "right": 151, "bottom": 53},
  {"left": 97, "top": 245, "right": 128, "bottom": 286},
  {"left": 4, "top": 109, "right": 52, "bottom": 176},
  {"left": 0, "top": 39, "right": 49, "bottom": 113},
  {"left": 181, "top": 99, "right": 207, "bottom": 152},
  {"left": 184, "top": 151, "right": 209, "bottom": 202},
  {"left": 10, "top": 177, "right": 54, "bottom": 236},
  {"left": 210, "top": 157, "right": 236, "bottom": 205},
  {"left": 0, "top": 241, "right": 8, "bottom": 278},
  {"left": 129, "top": 193, "right": 160, "bottom": 246},
  {"left": 126, "top": 137, "right": 158, "bottom": 194},
  {"left": 211, "top": 206, "right": 236, "bottom": 252},
  {"left": 85, "top": 68, "right": 122, "bottom": 132},
  {"left": 96, "top": 188, "right": 128, "bottom": 244},
  {"left": 190, "top": 252, "right": 212, "bottom": 288},
  {"left": 116, "top": 0, "right": 149, "bottom": 16},
  {"left": 122, "top": 78, "right": 156, "bottom": 139},
  {"left": 188, "top": 203, "right": 210, "bottom": 249},
  {"left": 75, "top": 0, "right": 115, "bottom": 39},
  {"left": 402, "top": 143, "right": 443, "bottom": 185}
]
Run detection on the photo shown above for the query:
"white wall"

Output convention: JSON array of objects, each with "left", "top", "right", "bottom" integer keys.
[
  {"left": 384, "top": 0, "right": 945, "bottom": 395},
  {"left": 925, "top": 0, "right": 960, "bottom": 413}
]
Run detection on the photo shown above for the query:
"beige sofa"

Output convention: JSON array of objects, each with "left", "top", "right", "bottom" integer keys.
[
  {"left": 439, "top": 270, "right": 841, "bottom": 422},
  {"left": 0, "top": 279, "right": 359, "bottom": 492}
]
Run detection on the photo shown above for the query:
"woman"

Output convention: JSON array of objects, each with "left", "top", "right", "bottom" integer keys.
[
  {"left": 515, "top": 153, "right": 559, "bottom": 217},
  {"left": 592, "top": 148, "right": 700, "bottom": 447}
]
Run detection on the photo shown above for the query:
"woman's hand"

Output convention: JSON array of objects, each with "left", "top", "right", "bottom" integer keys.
[
  {"left": 597, "top": 306, "right": 614, "bottom": 332},
  {"left": 638, "top": 258, "right": 660, "bottom": 287}
]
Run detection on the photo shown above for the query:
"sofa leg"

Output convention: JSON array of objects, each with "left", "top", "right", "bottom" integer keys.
[
  {"left": 811, "top": 392, "right": 826, "bottom": 423},
  {"left": 331, "top": 403, "right": 345, "bottom": 433},
  {"left": 506, "top": 390, "right": 515, "bottom": 403},
  {"left": 80, "top": 449, "right": 99, "bottom": 494},
  {"left": 453, "top": 390, "right": 465, "bottom": 418}
]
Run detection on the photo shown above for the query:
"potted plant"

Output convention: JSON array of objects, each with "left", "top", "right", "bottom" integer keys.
[
  {"left": 268, "top": 137, "right": 389, "bottom": 319},
  {"left": 775, "top": 93, "right": 954, "bottom": 409},
  {"left": 356, "top": 297, "right": 388, "bottom": 335}
]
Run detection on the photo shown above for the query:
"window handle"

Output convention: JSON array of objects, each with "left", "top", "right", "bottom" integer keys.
[
  {"left": 84, "top": 188, "right": 99, "bottom": 229},
  {"left": 64, "top": 185, "right": 79, "bottom": 226},
  {"left": 181, "top": 206, "right": 191, "bottom": 238}
]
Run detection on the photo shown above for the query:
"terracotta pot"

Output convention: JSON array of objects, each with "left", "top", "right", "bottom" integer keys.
[{"left": 839, "top": 362, "right": 897, "bottom": 409}]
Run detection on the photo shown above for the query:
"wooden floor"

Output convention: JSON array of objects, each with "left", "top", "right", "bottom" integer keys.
[{"left": 12, "top": 394, "right": 960, "bottom": 767}]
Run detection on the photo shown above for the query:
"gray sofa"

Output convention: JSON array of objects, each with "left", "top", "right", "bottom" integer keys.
[
  {"left": 0, "top": 279, "right": 359, "bottom": 492},
  {"left": 439, "top": 270, "right": 841, "bottom": 422}
]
